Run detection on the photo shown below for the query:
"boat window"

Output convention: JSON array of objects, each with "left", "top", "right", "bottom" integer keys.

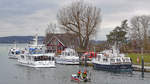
[
  {"left": 29, "top": 48, "right": 42, "bottom": 54},
  {"left": 34, "top": 56, "right": 54, "bottom": 61},
  {"left": 11, "top": 51, "right": 15, "bottom": 54},
  {"left": 65, "top": 52, "right": 67, "bottom": 56},
  {"left": 21, "top": 55, "right": 24, "bottom": 59},
  {"left": 62, "top": 52, "right": 64, "bottom": 55},
  {"left": 34, "top": 57, "right": 38, "bottom": 61},
  {"left": 15, "top": 51, "right": 20, "bottom": 55},
  {"left": 103, "top": 58, "right": 108, "bottom": 62},
  {"left": 68, "top": 53, "right": 70, "bottom": 56},
  {"left": 29, "top": 56, "right": 31, "bottom": 60},
  {"left": 52, "top": 57, "right": 54, "bottom": 61},
  {"left": 116, "top": 58, "right": 121, "bottom": 62},
  {"left": 111, "top": 59, "right": 115, "bottom": 63},
  {"left": 48, "top": 56, "right": 54, "bottom": 61},
  {"left": 125, "top": 58, "right": 130, "bottom": 62},
  {"left": 98, "top": 55, "right": 101, "bottom": 61},
  {"left": 72, "top": 52, "right": 74, "bottom": 56}
]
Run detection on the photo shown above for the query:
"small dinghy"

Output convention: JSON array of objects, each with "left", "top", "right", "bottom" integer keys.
[{"left": 71, "top": 70, "right": 91, "bottom": 82}]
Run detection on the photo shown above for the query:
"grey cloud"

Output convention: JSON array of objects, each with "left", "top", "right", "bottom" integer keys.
[
  {"left": 0, "top": 0, "right": 59, "bottom": 19},
  {"left": 0, "top": 0, "right": 150, "bottom": 40}
]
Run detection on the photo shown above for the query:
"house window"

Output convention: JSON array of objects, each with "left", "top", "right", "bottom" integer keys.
[
  {"left": 56, "top": 41, "right": 59, "bottom": 45},
  {"left": 52, "top": 46, "right": 54, "bottom": 50}
]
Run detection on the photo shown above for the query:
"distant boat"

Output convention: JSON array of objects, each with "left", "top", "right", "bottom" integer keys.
[
  {"left": 92, "top": 46, "right": 132, "bottom": 72},
  {"left": 8, "top": 43, "right": 21, "bottom": 59},
  {"left": 55, "top": 48, "right": 79, "bottom": 65},
  {"left": 18, "top": 34, "right": 55, "bottom": 68}
]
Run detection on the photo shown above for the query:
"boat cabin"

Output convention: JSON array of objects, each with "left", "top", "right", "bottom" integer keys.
[
  {"left": 60, "top": 48, "right": 78, "bottom": 57},
  {"left": 95, "top": 53, "right": 131, "bottom": 65},
  {"left": 20, "top": 54, "right": 55, "bottom": 62}
]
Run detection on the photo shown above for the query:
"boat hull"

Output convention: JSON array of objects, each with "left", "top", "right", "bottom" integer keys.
[
  {"left": 56, "top": 61, "right": 79, "bottom": 65},
  {"left": 9, "top": 54, "right": 19, "bottom": 59},
  {"left": 93, "top": 63, "right": 132, "bottom": 72},
  {"left": 9, "top": 56, "right": 18, "bottom": 59},
  {"left": 56, "top": 58, "right": 79, "bottom": 65},
  {"left": 71, "top": 74, "right": 91, "bottom": 82},
  {"left": 56, "top": 60, "right": 79, "bottom": 65},
  {"left": 18, "top": 61, "right": 56, "bottom": 68},
  {"left": 18, "top": 62, "right": 56, "bottom": 68}
]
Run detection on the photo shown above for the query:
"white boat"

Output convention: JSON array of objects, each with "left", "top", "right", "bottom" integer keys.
[
  {"left": 8, "top": 43, "right": 21, "bottom": 59},
  {"left": 55, "top": 48, "right": 79, "bottom": 65},
  {"left": 92, "top": 46, "right": 132, "bottom": 72},
  {"left": 18, "top": 34, "right": 55, "bottom": 68}
]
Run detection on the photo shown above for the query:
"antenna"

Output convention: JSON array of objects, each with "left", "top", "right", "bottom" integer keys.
[
  {"left": 35, "top": 28, "right": 39, "bottom": 35},
  {"left": 33, "top": 28, "right": 39, "bottom": 46}
]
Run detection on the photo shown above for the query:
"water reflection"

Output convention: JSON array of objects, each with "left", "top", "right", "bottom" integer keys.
[{"left": 1, "top": 44, "right": 150, "bottom": 84}]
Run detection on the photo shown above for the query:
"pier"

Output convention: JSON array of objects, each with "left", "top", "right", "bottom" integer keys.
[{"left": 132, "top": 65, "right": 150, "bottom": 72}]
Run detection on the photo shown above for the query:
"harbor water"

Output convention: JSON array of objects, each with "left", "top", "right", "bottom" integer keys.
[{"left": 0, "top": 44, "right": 150, "bottom": 84}]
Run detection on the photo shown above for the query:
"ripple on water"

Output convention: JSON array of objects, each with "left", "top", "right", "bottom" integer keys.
[{"left": 0, "top": 44, "right": 150, "bottom": 84}]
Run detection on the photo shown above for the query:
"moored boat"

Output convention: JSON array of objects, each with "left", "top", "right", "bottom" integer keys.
[
  {"left": 18, "top": 34, "right": 55, "bottom": 68},
  {"left": 18, "top": 53, "right": 55, "bottom": 67},
  {"left": 55, "top": 48, "right": 79, "bottom": 65},
  {"left": 92, "top": 46, "right": 132, "bottom": 72}
]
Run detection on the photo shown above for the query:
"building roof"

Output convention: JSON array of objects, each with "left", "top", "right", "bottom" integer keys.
[{"left": 46, "top": 33, "right": 79, "bottom": 48}]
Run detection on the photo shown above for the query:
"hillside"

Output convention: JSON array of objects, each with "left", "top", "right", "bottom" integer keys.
[{"left": 0, "top": 36, "right": 44, "bottom": 43}]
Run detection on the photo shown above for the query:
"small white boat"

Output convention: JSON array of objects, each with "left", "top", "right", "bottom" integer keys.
[
  {"left": 92, "top": 46, "right": 132, "bottom": 72},
  {"left": 8, "top": 43, "right": 21, "bottom": 59},
  {"left": 56, "top": 48, "right": 79, "bottom": 65},
  {"left": 18, "top": 34, "right": 55, "bottom": 68}
]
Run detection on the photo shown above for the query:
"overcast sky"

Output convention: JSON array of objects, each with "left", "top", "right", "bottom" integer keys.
[{"left": 0, "top": 0, "right": 150, "bottom": 40}]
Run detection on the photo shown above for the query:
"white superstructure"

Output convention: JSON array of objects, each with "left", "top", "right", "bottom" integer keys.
[
  {"left": 92, "top": 45, "right": 132, "bottom": 71},
  {"left": 56, "top": 48, "right": 79, "bottom": 65},
  {"left": 8, "top": 43, "right": 22, "bottom": 59},
  {"left": 18, "top": 34, "right": 55, "bottom": 68}
]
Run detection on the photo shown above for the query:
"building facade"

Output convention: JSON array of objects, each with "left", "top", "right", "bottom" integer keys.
[{"left": 45, "top": 33, "right": 79, "bottom": 53}]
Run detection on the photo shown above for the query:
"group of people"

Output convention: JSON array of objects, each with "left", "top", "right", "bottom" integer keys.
[{"left": 77, "top": 69, "right": 87, "bottom": 79}]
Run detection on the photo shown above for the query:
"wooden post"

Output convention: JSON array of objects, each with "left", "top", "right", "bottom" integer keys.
[
  {"left": 94, "top": 46, "right": 96, "bottom": 58},
  {"left": 85, "top": 53, "right": 87, "bottom": 67},
  {"left": 79, "top": 53, "right": 81, "bottom": 65},
  {"left": 141, "top": 48, "right": 144, "bottom": 78}
]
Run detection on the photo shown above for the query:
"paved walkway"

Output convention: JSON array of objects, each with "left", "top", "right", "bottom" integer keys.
[
  {"left": 132, "top": 65, "right": 150, "bottom": 72},
  {"left": 133, "top": 65, "right": 150, "bottom": 69}
]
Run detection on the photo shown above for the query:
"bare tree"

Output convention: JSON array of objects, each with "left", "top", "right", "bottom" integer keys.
[
  {"left": 130, "top": 15, "right": 150, "bottom": 50},
  {"left": 45, "top": 23, "right": 57, "bottom": 44},
  {"left": 57, "top": 1, "right": 101, "bottom": 49}
]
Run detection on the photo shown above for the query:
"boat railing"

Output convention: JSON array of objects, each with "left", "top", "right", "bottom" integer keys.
[{"left": 33, "top": 56, "right": 55, "bottom": 61}]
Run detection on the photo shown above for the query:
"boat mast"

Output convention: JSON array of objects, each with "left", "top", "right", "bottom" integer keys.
[
  {"left": 14, "top": 41, "right": 17, "bottom": 49},
  {"left": 113, "top": 42, "right": 118, "bottom": 56},
  {"left": 33, "top": 33, "right": 38, "bottom": 46}
]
